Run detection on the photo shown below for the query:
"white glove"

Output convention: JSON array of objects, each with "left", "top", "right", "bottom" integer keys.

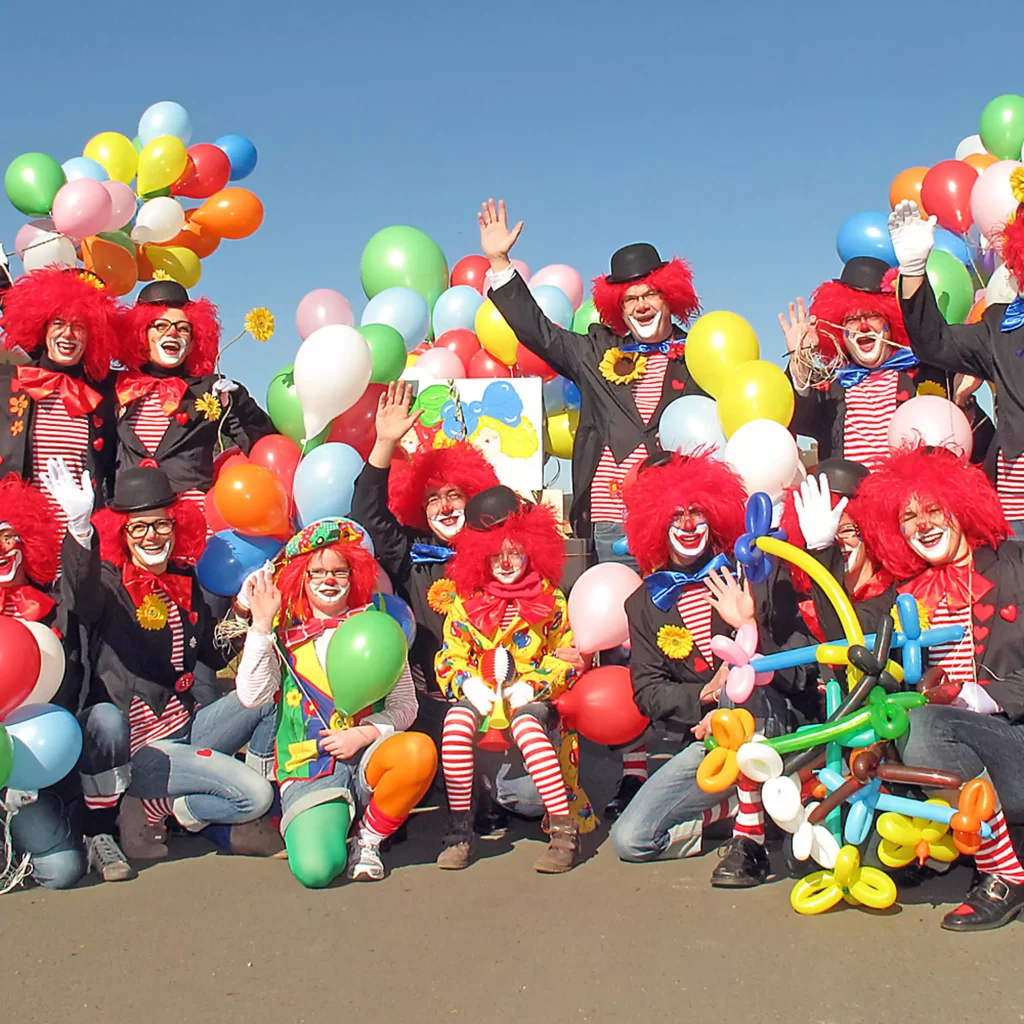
[
  {"left": 506, "top": 681, "right": 535, "bottom": 710},
  {"left": 234, "top": 561, "right": 276, "bottom": 612},
  {"left": 888, "top": 200, "right": 936, "bottom": 278},
  {"left": 793, "top": 473, "right": 848, "bottom": 551},
  {"left": 212, "top": 379, "right": 239, "bottom": 395},
  {"left": 462, "top": 677, "right": 495, "bottom": 717},
  {"left": 39, "top": 458, "right": 94, "bottom": 543}
]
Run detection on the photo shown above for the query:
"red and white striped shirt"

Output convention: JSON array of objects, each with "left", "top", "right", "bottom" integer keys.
[
  {"left": 676, "top": 584, "right": 714, "bottom": 664},
  {"left": 128, "top": 389, "right": 171, "bottom": 454},
  {"left": 996, "top": 451, "right": 1024, "bottom": 521},
  {"left": 30, "top": 394, "right": 90, "bottom": 533},
  {"left": 842, "top": 372, "right": 899, "bottom": 469},
  {"left": 927, "top": 600, "right": 976, "bottom": 686},
  {"left": 591, "top": 353, "right": 669, "bottom": 523}
]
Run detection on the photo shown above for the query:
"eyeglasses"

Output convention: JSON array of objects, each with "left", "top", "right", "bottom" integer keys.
[
  {"left": 621, "top": 291, "right": 661, "bottom": 310},
  {"left": 836, "top": 525, "right": 861, "bottom": 542},
  {"left": 124, "top": 519, "right": 175, "bottom": 539},
  {"left": 48, "top": 319, "right": 87, "bottom": 339},
  {"left": 842, "top": 313, "right": 887, "bottom": 330},
  {"left": 149, "top": 319, "right": 193, "bottom": 339},
  {"left": 307, "top": 568, "right": 351, "bottom": 581}
]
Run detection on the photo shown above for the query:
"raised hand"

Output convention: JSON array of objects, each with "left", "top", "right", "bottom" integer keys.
[
  {"left": 247, "top": 568, "right": 282, "bottom": 635},
  {"left": 888, "top": 200, "right": 936, "bottom": 278},
  {"left": 39, "top": 457, "right": 94, "bottom": 539},
  {"left": 704, "top": 568, "right": 756, "bottom": 630},
  {"left": 793, "top": 472, "right": 848, "bottom": 551},
  {"left": 778, "top": 297, "right": 819, "bottom": 357},
  {"left": 375, "top": 381, "right": 422, "bottom": 443},
  {"left": 478, "top": 198, "right": 524, "bottom": 271}
]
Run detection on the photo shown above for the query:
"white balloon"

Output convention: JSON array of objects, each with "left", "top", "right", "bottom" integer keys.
[
  {"left": 986, "top": 262, "right": 1019, "bottom": 305},
  {"left": 131, "top": 196, "right": 185, "bottom": 244},
  {"left": 761, "top": 774, "right": 802, "bottom": 826},
  {"left": 724, "top": 419, "right": 800, "bottom": 500},
  {"left": 293, "top": 324, "right": 372, "bottom": 442},
  {"left": 17, "top": 619, "right": 66, "bottom": 709},
  {"left": 21, "top": 232, "right": 77, "bottom": 272},
  {"left": 736, "top": 741, "right": 783, "bottom": 783},
  {"left": 955, "top": 133, "right": 986, "bottom": 161},
  {"left": 399, "top": 366, "right": 436, "bottom": 383}
]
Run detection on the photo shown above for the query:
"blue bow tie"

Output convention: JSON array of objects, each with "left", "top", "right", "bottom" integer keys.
[
  {"left": 836, "top": 348, "right": 919, "bottom": 388},
  {"left": 644, "top": 553, "right": 732, "bottom": 612},
  {"left": 1001, "top": 296, "right": 1024, "bottom": 332},
  {"left": 619, "top": 340, "right": 685, "bottom": 356},
  {"left": 410, "top": 543, "right": 455, "bottom": 566}
]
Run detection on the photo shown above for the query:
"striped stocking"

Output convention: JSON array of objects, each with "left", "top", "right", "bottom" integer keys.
[
  {"left": 621, "top": 744, "right": 649, "bottom": 781},
  {"left": 143, "top": 797, "right": 174, "bottom": 828},
  {"left": 732, "top": 774, "right": 765, "bottom": 845},
  {"left": 441, "top": 706, "right": 478, "bottom": 813},
  {"left": 973, "top": 796, "right": 1024, "bottom": 885},
  {"left": 703, "top": 794, "right": 738, "bottom": 827},
  {"left": 510, "top": 714, "right": 570, "bottom": 817}
]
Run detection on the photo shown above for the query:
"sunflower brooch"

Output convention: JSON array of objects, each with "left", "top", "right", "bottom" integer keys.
[
  {"left": 427, "top": 577, "right": 457, "bottom": 615},
  {"left": 194, "top": 392, "right": 222, "bottom": 422},
  {"left": 599, "top": 347, "right": 646, "bottom": 385},
  {"left": 657, "top": 624, "right": 694, "bottom": 660},
  {"left": 136, "top": 593, "right": 169, "bottom": 631}
]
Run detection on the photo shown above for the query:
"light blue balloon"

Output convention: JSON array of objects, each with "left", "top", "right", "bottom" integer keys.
[
  {"left": 293, "top": 443, "right": 365, "bottom": 526},
  {"left": 362, "top": 287, "right": 430, "bottom": 352},
  {"left": 432, "top": 285, "right": 484, "bottom": 337},
  {"left": 530, "top": 284, "right": 574, "bottom": 328},
  {"left": 659, "top": 395, "right": 726, "bottom": 456},
  {"left": 214, "top": 134, "right": 258, "bottom": 181},
  {"left": 196, "top": 531, "right": 284, "bottom": 598},
  {"left": 836, "top": 211, "right": 897, "bottom": 266},
  {"left": 5, "top": 704, "right": 83, "bottom": 790},
  {"left": 563, "top": 379, "right": 581, "bottom": 411},
  {"left": 138, "top": 100, "right": 193, "bottom": 147},
  {"left": 933, "top": 227, "right": 971, "bottom": 266},
  {"left": 543, "top": 377, "right": 567, "bottom": 414},
  {"left": 61, "top": 156, "right": 108, "bottom": 183}
]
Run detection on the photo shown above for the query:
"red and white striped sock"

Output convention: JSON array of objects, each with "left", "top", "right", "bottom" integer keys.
[
  {"left": 621, "top": 744, "right": 648, "bottom": 781},
  {"left": 973, "top": 804, "right": 1024, "bottom": 885},
  {"left": 703, "top": 794, "right": 738, "bottom": 827},
  {"left": 732, "top": 774, "right": 765, "bottom": 845},
  {"left": 143, "top": 797, "right": 175, "bottom": 828},
  {"left": 358, "top": 799, "right": 405, "bottom": 846},
  {"left": 510, "top": 713, "right": 570, "bottom": 818},
  {"left": 441, "top": 705, "right": 478, "bottom": 813},
  {"left": 84, "top": 793, "right": 120, "bottom": 811}
]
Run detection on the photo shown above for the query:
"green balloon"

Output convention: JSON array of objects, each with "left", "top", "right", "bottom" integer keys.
[
  {"left": 359, "top": 323, "right": 407, "bottom": 384},
  {"left": 926, "top": 249, "right": 974, "bottom": 324},
  {"left": 360, "top": 225, "right": 450, "bottom": 309},
  {"left": 326, "top": 610, "right": 408, "bottom": 717},
  {"left": 132, "top": 135, "right": 143, "bottom": 154},
  {"left": 979, "top": 94, "right": 1024, "bottom": 160},
  {"left": 266, "top": 364, "right": 326, "bottom": 450},
  {"left": 5, "top": 152, "right": 66, "bottom": 217},
  {"left": 572, "top": 298, "right": 600, "bottom": 334},
  {"left": 411, "top": 383, "right": 451, "bottom": 427},
  {"left": 98, "top": 230, "right": 135, "bottom": 255},
  {"left": 0, "top": 724, "right": 12, "bottom": 789}
]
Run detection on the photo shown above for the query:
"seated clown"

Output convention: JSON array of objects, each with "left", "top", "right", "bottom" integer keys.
[{"left": 234, "top": 518, "right": 438, "bottom": 888}]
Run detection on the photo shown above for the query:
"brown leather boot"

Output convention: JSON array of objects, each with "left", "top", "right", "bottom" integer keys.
[
  {"left": 228, "top": 814, "right": 286, "bottom": 856},
  {"left": 117, "top": 797, "right": 169, "bottom": 860},
  {"left": 534, "top": 815, "right": 580, "bottom": 874},
  {"left": 437, "top": 811, "right": 473, "bottom": 870}
]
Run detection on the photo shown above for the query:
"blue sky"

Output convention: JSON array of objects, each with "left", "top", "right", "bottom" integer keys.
[{"left": 1, "top": 0, "right": 1014, "bottom": 413}]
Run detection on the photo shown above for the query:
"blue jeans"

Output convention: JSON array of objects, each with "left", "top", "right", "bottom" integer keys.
[
  {"left": 8, "top": 789, "right": 86, "bottom": 889},
  {"left": 1010, "top": 520, "right": 1024, "bottom": 542}
]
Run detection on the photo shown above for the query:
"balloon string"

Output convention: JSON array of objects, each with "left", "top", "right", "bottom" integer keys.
[
  {"left": 0, "top": 809, "right": 32, "bottom": 895},
  {"left": 215, "top": 389, "right": 235, "bottom": 456},
  {"left": 215, "top": 330, "right": 247, "bottom": 376}
]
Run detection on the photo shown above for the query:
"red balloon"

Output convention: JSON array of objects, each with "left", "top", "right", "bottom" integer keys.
[
  {"left": 436, "top": 328, "right": 482, "bottom": 368},
  {"left": 553, "top": 666, "right": 650, "bottom": 746},
  {"left": 204, "top": 489, "right": 231, "bottom": 533},
  {"left": 249, "top": 434, "right": 302, "bottom": 497},
  {"left": 327, "top": 383, "right": 386, "bottom": 460},
  {"left": 0, "top": 617, "right": 42, "bottom": 719},
  {"left": 468, "top": 349, "right": 512, "bottom": 378},
  {"left": 213, "top": 446, "right": 248, "bottom": 482},
  {"left": 172, "top": 143, "right": 233, "bottom": 200},
  {"left": 920, "top": 159, "right": 979, "bottom": 234},
  {"left": 451, "top": 254, "right": 491, "bottom": 293},
  {"left": 516, "top": 343, "right": 556, "bottom": 381}
]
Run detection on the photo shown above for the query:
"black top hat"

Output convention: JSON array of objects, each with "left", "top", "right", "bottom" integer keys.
[
  {"left": 137, "top": 280, "right": 191, "bottom": 307},
  {"left": 837, "top": 257, "right": 889, "bottom": 294},
  {"left": 606, "top": 243, "right": 666, "bottom": 284},
  {"left": 465, "top": 485, "right": 520, "bottom": 531},
  {"left": 110, "top": 467, "right": 178, "bottom": 514},
  {"left": 815, "top": 458, "right": 869, "bottom": 499}
]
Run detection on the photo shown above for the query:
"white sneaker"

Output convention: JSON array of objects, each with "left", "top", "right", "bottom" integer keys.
[
  {"left": 85, "top": 834, "right": 134, "bottom": 882},
  {"left": 347, "top": 836, "right": 385, "bottom": 881}
]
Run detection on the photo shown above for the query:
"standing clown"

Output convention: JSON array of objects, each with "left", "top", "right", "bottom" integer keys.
[{"left": 235, "top": 518, "right": 437, "bottom": 887}]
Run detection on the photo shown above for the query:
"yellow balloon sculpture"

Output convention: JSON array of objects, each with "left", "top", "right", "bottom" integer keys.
[
  {"left": 876, "top": 801, "right": 959, "bottom": 868},
  {"left": 683, "top": 310, "right": 759, "bottom": 398},
  {"left": 716, "top": 360, "right": 796, "bottom": 437},
  {"left": 475, "top": 299, "right": 519, "bottom": 366},
  {"left": 791, "top": 845, "right": 897, "bottom": 915}
]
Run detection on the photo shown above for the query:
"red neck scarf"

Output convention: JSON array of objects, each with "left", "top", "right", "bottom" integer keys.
[
  {"left": 281, "top": 615, "right": 349, "bottom": 650},
  {"left": 899, "top": 558, "right": 993, "bottom": 612},
  {"left": 116, "top": 371, "right": 188, "bottom": 416},
  {"left": 122, "top": 563, "right": 192, "bottom": 612},
  {"left": 0, "top": 583, "right": 55, "bottom": 621},
  {"left": 462, "top": 570, "right": 555, "bottom": 635},
  {"left": 15, "top": 366, "right": 101, "bottom": 417}
]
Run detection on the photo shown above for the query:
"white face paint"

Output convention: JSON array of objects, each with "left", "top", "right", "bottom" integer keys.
[
  {"left": 147, "top": 308, "right": 193, "bottom": 370},
  {"left": 133, "top": 539, "right": 173, "bottom": 568},
  {"left": 908, "top": 524, "right": 956, "bottom": 564},
  {"left": 900, "top": 500, "right": 965, "bottom": 567},
  {"left": 428, "top": 507, "right": 465, "bottom": 541},
  {"left": 0, "top": 546, "right": 22, "bottom": 584},
  {"left": 309, "top": 576, "right": 351, "bottom": 608},
  {"left": 488, "top": 541, "right": 527, "bottom": 585},
  {"left": 668, "top": 510, "right": 710, "bottom": 565},
  {"left": 627, "top": 309, "right": 667, "bottom": 340}
]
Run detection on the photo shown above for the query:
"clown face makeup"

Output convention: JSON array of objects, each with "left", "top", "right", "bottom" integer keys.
[
  {"left": 836, "top": 512, "right": 867, "bottom": 580},
  {"left": 425, "top": 485, "right": 467, "bottom": 542},
  {"left": 900, "top": 498, "right": 968, "bottom": 567},
  {"left": 304, "top": 549, "right": 352, "bottom": 615},
  {"left": 841, "top": 311, "right": 896, "bottom": 369},
  {"left": 622, "top": 284, "right": 671, "bottom": 342},
  {"left": 125, "top": 510, "right": 175, "bottom": 572},
  {"left": 45, "top": 318, "right": 88, "bottom": 367},
  {"left": 668, "top": 507, "right": 710, "bottom": 566},
  {"left": 0, "top": 526, "right": 25, "bottom": 586},
  {"left": 488, "top": 539, "right": 528, "bottom": 585},
  {"left": 147, "top": 307, "right": 193, "bottom": 369}
]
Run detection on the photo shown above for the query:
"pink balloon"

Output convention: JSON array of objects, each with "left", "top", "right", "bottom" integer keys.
[
  {"left": 887, "top": 395, "right": 973, "bottom": 459},
  {"left": 567, "top": 562, "right": 643, "bottom": 655},
  {"left": 374, "top": 567, "right": 393, "bottom": 595},
  {"left": 725, "top": 663, "right": 756, "bottom": 704},
  {"left": 102, "top": 181, "right": 138, "bottom": 232},
  {"left": 510, "top": 259, "right": 532, "bottom": 281},
  {"left": 970, "top": 160, "right": 1022, "bottom": 243},
  {"left": 50, "top": 179, "right": 112, "bottom": 239},
  {"left": 14, "top": 219, "right": 55, "bottom": 258},
  {"left": 529, "top": 264, "right": 585, "bottom": 311},
  {"left": 416, "top": 347, "right": 466, "bottom": 379},
  {"left": 296, "top": 288, "right": 355, "bottom": 340}
]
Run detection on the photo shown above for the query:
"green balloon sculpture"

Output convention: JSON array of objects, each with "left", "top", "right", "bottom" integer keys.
[
  {"left": 5, "top": 152, "right": 66, "bottom": 217},
  {"left": 573, "top": 298, "right": 601, "bottom": 334},
  {"left": 266, "top": 364, "right": 326, "bottom": 450},
  {"left": 926, "top": 249, "right": 974, "bottom": 325},
  {"left": 326, "top": 610, "right": 408, "bottom": 717},
  {"left": 360, "top": 225, "right": 450, "bottom": 309},
  {"left": 359, "top": 323, "right": 408, "bottom": 384},
  {"left": 0, "top": 724, "right": 12, "bottom": 789},
  {"left": 979, "top": 94, "right": 1024, "bottom": 161}
]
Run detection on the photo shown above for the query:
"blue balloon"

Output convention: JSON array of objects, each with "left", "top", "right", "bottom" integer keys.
[
  {"left": 530, "top": 284, "right": 574, "bottom": 328},
  {"left": 362, "top": 287, "right": 430, "bottom": 351},
  {"left": 433, "top": 285, "right": 484, "bottom": 337},
  {"left": 213, "top": 134, "right": 258, "bottom": 181},
  {"left": 659, "top": 395, "right": 726, "bottom": 455},
  {"left": 293, "top": 443, "right": 365, "bottom": 526},
  {"left": 836, "top": 211, "right": 897, "bottom": 266},
  {"left": 61, "top": 156, "right": 108, "bottom": 183},
  {"left": 138, "top": 101, "right": 193, "bottom": 147},
  {"left": 371, "top": 592, "right": 417, "bottom": 647},
  {"left": 543, "top": 377, "right": 567, "bottom": 414},
  {"left": 562, "top": 379, "right": 581, "bottom": 411},
  {"left": 933, "top": 227, "right": 971, "bottom": 265},
  {"left": 5, "top": 704, "right": 82, "bottom": 790},
  {"left": 196, "top": 531, "right": 284, "bottom": 597}
]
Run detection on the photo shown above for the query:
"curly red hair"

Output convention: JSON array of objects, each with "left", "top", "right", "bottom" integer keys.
[
  {"left": 388, "top": 441, "right": 499, "bottom": 533},
  {"left": 450, "top": 501, "right": 565, "bottom": 594},
  {"left": 623, "top": 451, "right": 747, "bottom": 575},
  {"left": 274, "top": 539, "right": 379, "bottom": 625},
  {"left": 118, "top": 297, "right": 221, "bottom": 375},
  {"left": 808, "top": 273, "right": 910, "bottom": 361},
  {"left": 999, "top": 214, "right": 1024, "bottom": 288},
  {"left": 849, "top": 447, "right": 1009, "bottom": 581},
  {"left": 0, "top": 268, "right": 118, "bottom": 382},
  {"left": 0, "top": 474, "right": 61, "bottom": 585},
  {"left": 93, "top": 498, "right": 208, "bottom": 569},
  {"left": 591, "top": 258, "right": 700, "bottom": 337}
]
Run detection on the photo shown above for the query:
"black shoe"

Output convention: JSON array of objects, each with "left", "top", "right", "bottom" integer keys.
[
  {"left": 710, "top": 836, "right": 771, "bottom": 888},
  {"left": 474, "top": 802, "right": 510, "bottom": 838},
  {"left": 891, "top": 861, "right": 940, "bottom": 890},
  {"left": 604, "top": 775, "right": 645, "bottom": 820},
  {"left": 941, "top": 874, "right": 1024, "bottom": 932}
]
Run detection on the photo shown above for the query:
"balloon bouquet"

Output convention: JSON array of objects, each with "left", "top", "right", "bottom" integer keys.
[{"left": 5, "top": 100, "right": 263, "bottom": 292}]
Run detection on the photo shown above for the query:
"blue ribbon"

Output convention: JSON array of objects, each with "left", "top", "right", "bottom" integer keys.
[
  {"left": 643, "top": 553, "right": 732, "bottom": 611},
  {"left": 1001, "top": 296, "right": 1024, "bottom": 332},
  {"left": 836, "top": 348, "right": 919, "bottom": 388},
  {"left": 410, "top": 543, "right": 455, "bottom": 565},
  {"left": 619, "top": 340, "right": 684, "bottom": 356}
]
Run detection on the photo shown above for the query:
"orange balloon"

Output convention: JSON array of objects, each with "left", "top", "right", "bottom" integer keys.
[
  {"left": 963, "top": 152, "right": 999, "bottom": 173},
  {"left": 80, "top": 236, "right": 138, "bottom": 296},
  {"left": 166, "top": 212, "right": 221, "bottom": 258},
  {"left": 191, "top": 187, "right": 264, "bottom": 239},
  {"left": 135, "top": 244, "right": 155, "bottom": 282},
  {"left": 212, "top": 464, "right": 290, "bottom": 537},
  {"left": 966, "top": 297, "right": 986, "bottom": 323},
  {"left": 889, "top": 166, "right": 929, "bottom": 214}
]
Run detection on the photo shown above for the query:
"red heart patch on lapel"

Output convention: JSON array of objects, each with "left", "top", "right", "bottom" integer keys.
[
  {"left": 974, "top": 625, "right": 990, "bottom": 641},
  {"left": 907, "top": 368, "right": 919, "bottom": 379},
  {"left": 9, "top": 379, "right": 20, "bottom": 393},
  {"left": 693, "top": 657, "right": 708, "bottom": 673},
  {"left": 188, "top": 611, "right": 198, "bottom": 625},
  {"left": 92, "top": 414, "right": 103, "bottom": 428},
  {"left": 896, "top": 390, "right": 910, "bottom": 402},
  {"left": 975, "top": 604, "right": 995, "bottom": 622},
  {"left": 92, "top": 438, "right": 104, "bottom": 451},
  {"left": 176, "top": 412, "right": 189, "bottom": 425},
  {"left": 1000, "top": 604, "right": 1018, "bottom": 622},
  {"left": 975, "top": 644, "right": 985, "bottom": 655},
  {"left": 671, "top": 380, "right": 685, "bottom": 391}
]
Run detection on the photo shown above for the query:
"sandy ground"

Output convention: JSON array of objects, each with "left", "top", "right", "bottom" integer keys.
[{"left": 4, "top": 752, "right": 1023, "bottom": 1024}]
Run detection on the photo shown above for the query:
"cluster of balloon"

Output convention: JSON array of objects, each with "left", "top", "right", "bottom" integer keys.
[{"left": 5, "top": 100, "right": 262, "bottom": 294}]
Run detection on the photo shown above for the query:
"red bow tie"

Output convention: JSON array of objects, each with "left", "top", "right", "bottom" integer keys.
[
  {"left": 282, "top": 616, "right": 346, "bottom": 650},
  {"left": 462, "top": 572, "right": 555, "bottom": 636},
  {"left": 116, "top": 372, "right": 189, "bottom": 416},
  {"left": 15, "top": 366, "right": 102, "bottom": 417},
  {"left": 0, "top": 584, "right": 55, "bottom": 621},
  {"left": 122, "top": 563, "right": 192, "bottom": 612},
  {"left": 900, "top": 561, "right": 993, "bottom": 612}
]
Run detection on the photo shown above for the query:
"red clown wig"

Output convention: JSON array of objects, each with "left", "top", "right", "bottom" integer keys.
[
  {"left": 118, "top": 296, "right": 222, "bottom": 376},
  {"left": 849, "top": 447, "right": 1009, "bottom": 581},
  {"left": 93, "top": 499, "right": 208, "bottom": 569},
  {"left": 999, "top": 213, "right": 1024, "bottom": 288},
  {"left": 808, "top": 269, "right": 910, "bottom": 361},
  {"left": 388, "top": 441, "right": 499, "bottom": 533},
  {"left": 0, "top": 474, "right": 62, "bottom": 586},
  {"left": 623, "top": 451, "right": 747, "bottom": 575},
  {"left": 275, "top": 539, "right": 379, "bottom": 625},
  {"left": 0, "top": 268, "right": 119, "bottom": 382},
  {"left": 591, "top": 258, "right": 700, "bottom": 337}
]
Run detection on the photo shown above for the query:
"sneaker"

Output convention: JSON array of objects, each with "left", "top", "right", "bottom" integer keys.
[
  {"left": 347, "top": 836, "right": 385, "bottom": 881},
  {"left": 941, "top": 873, "right": 1024, "bottom": 932},
  {"left": 85, "top": 834, "right": 134, "bottom": 882}
]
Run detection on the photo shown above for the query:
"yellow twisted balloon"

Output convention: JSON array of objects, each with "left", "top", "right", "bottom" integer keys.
[{"left": 790, "top": 845, "right": 898, "bottom": 915}]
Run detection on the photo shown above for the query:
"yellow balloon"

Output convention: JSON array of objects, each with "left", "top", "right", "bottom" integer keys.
[
  {"left": 716, "top": 360, "right": 795, "bottom": 437},
  {"left": 137, "top": 136, "right": 188, "bottom": 195},
  {"left": 684, "top": 310, "right": 760, "bottom": 398},
  {"left": 145, "top": 246, "right": 201, "bottom": 289},
  {"left": 475, "top": 299, "right": 519, "bottom": 365},
  {"left": 83, "top": 132, "right": 138, "bottom": 184},
  {"left": 545, "top": 410, "right": 578, "bottom": 459}
]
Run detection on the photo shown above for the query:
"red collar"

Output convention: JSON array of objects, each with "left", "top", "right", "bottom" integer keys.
[
  {"left": 898, "top": 560, "right": 993, "bottom": 612},
  {"left": 122, "top": 563, "right": 192, "bottom": 612},
  {"left": 116, "top": 371, "right": 189, "bottom": 416},
  {"left": 15, "top": 366, "right": 102, "bottom": 417},
  {"left": 281, "top": 616, "right": 346, "bottom": 650},
  {"left": 0, "top": 583, "right": 54, "bottom": 621},
  {"left": 462, "top": 572, "right": 555, "bottom": 635}
]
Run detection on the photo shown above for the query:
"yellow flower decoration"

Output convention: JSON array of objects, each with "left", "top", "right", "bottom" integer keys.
[
  {"left": 8, "top": 395, "right": 27, "bottom": 417},
  {"left": 244, "top": 307, "right": 275, "bottom": 343},
  {"left": 152, "top": 269, "right": 174, "bottom": 282},
  {"left": 136, "top": 593, "right": 169, "bottom": 631},
  {"left": 285, "top": 688, "right": 302, "bottom": 707},
  {"left": 9, "top": 419, "right": 24, "bottom": 437},
  {"left": 598, "top": 347, "right": 646, "bottom": 385},
  {"left": 1010, "top": 166, "right": 1024, "bottom": 206},
  {"left": 194, "top": 392, "right": 222, "bottom": 422},
  {"left": 427, "top": 577, "right": 457, "bottom": 615},
  {"left": 892, "top": 599, "right": 929, "bottom": 633},
  {"left": 916, "top": 380, "right": 946, "bottom": 399},
  {"left": 657, "top": 624, "right": 694, "bottom": 660},
  {"left": 78, "top": 271, "right": 106, "bottom": 291}
]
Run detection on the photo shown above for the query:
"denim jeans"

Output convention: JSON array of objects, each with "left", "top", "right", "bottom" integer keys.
[
  {"left": 8, "top": 789, "right": 86, "bottom": 889},
  {"left": 1010, "top": 520, "right": 1024, "bottom": 542}
]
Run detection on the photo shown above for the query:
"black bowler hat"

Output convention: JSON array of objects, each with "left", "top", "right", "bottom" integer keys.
[
  {"left": 837, "top": 257, "right": 889, "bottom": 294},
  {"left": 465, "top": 485, "right": 520, "bottom": 531},
  {"left": 814, "top": 458, "right": 869, "bottom": 499},
  {"left": 110, "top": 467, "right": 178, "bottom": 514},
  {"left": 640, "top": 449, "right": 673, "bottom": 472},
  {"left": 137, "top": 280, "right": 190, "bottom": 307},
  {"left": 606, "top": 243, "right": 667, "bottom": 284}
]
